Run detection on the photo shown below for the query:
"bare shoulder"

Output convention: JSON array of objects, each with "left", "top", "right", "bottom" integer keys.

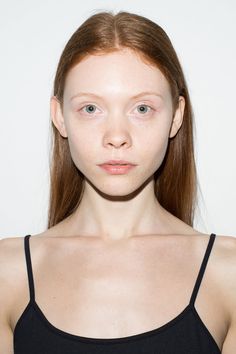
[
  {"left": 0, "top": 236, "right": 25, "bottom": 276},
  {"left": 0, "top": 236, "right": 25, "bottom": 310},
  {"left": 215, "top": 233, "right": 236, "bottom": 252},
  {"left": 216, "top": 234, "right": 236, "bottom": 297},
  {"left": 212, "top": 234, "right": 236, "bottom": 295},
  {"left": 213, "top": 234, "right": 236, "bottom": 352},
  {"left": 0, "top": 236, "right": 29, "bottom": 322},
  {"left": 0, "top": 235, "right": 24, "bottom": 251},
  {"left": 219, "top": 233, "right": 236, "bottom": 284},
  {"left": 0, "top": 236, "right": 25, "bottom": 270},
  {"left": 214, "top": 234, "right": 236, "bottom": 275},
  {"left": 0, "top": 236, "right": 25, "bottom": 354}
]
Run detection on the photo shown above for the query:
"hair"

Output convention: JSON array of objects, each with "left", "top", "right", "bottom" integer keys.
[{"left": 47, "top": 10, "right": 197, "bottom": 229}]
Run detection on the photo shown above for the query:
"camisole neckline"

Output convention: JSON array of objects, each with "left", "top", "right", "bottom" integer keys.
[{"left": 13, "top": 233, "right": 221, "bottom": 352}]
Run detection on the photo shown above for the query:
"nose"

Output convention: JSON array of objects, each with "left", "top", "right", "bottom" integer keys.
[{"left": 103, "top": 118, "right": 132, "bottom": 149}]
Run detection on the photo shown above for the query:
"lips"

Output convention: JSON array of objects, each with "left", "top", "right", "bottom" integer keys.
[
  {"left": 98, "top": 163, "right": 136, "bottom": 174},
  {"left": 99, "top": 160, "right": 136, "bottom": 166}
]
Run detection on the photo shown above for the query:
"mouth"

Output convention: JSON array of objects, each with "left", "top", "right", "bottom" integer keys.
[
  {"left": 98, "top": 163, "right": 136, "bottom": 175},
  {"left": 99, "top": 160, "right": 137, "bottom": 166}
]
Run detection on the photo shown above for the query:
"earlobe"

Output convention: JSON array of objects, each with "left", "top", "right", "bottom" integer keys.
[
  {"left": 50, "top": 96, "right": 68, "bottom": 138},
  {"left": 169, "top": 96, "right": 185, "bottom": 138}
]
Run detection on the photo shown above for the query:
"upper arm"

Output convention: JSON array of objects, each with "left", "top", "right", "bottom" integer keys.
[
  {"left": 220, "top": 236, "right": 236, "bottom": 353},
  {"left": 0, "top": 237, "right": 20, "bottom": 354}
]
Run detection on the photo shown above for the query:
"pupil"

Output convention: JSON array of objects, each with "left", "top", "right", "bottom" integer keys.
[
  {"left": 139, "top": 105, "right": 147, "bottom": 113},
  {"left": 87, "top": 105, "right": 95, "bottom": 112}
]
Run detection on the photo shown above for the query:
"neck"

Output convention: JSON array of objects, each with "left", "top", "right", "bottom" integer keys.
[{"left": 63, "top": 178, "right": 171, "bottom": 242}]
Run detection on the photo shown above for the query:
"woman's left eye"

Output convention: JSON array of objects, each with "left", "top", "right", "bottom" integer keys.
[{"left": 136, "top": 104, "right": 154, "bottom": 115}]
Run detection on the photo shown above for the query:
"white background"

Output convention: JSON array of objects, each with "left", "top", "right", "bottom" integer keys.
[{"left": 0, "top": 0, "right": 235, "bottom": 238}]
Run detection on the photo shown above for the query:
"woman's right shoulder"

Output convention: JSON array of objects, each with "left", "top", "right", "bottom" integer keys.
[
  {"left": 0, "top": 236, "right": 29, "bottom": 307},
  {"left": 0, "top": 234, "right": 50, "bottom": 284},
  {"left": 0, "top": 237, "right": 26, "bottom": 353},
  {"left": 0, "top": 237, "right": 26, "bottom": 341},
  {"left": 0, "top": 236, "right": 25, "bottom": 290},
  {"left": 0, "top": 236, "right": 25, "bottom": 268},
  {"left": 0, "top": 235, "right": 25, "bottom": 245},
  {"left": 0, "top": 235, "right": 25, "bottom": 258}
]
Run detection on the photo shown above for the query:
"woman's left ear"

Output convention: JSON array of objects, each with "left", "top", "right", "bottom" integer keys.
[{"left": 169, "top": 96, "right": 185, "bottom": 138}]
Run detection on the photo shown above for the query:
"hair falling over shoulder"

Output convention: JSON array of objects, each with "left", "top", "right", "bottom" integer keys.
[{"left": 47, "top": 10, "right": 197, "bottom": 229}]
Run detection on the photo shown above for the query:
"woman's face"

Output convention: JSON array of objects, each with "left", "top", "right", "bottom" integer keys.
[{"left": 51, "top": 48, "right": 184, "bottom": 196}]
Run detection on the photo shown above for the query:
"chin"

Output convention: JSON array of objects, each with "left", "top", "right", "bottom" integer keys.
[{"left": 86, "top": 176, "right": 149, "bottom": 199}]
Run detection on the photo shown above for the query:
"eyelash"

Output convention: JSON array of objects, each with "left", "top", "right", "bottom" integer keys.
[{"left": 78, "top": 103, "right": 155, "bottom": 116}]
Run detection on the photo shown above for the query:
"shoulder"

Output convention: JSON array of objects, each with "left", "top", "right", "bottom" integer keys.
[
  {"left": 193, "top": 233, "right": 236, "bottom": 319},
  {"left": 0, "top": 235, "right": 24, "bottom": 249},
  {"left": 0, "top": 236, "right": 25, "bottom": 273},
  {"left": 212, "top": 234, "right": 236, "bottom": 288},
  {"left": 214, "top": 234, "right": 236, "bottom": 271},
  {"left": 214, "top": 235, "right": 236, "bottom": 317},
  {"left": 0, "top": 236, "right": 25, "bottom": 292},
  {"left": 0, "top": 236, "right": 25, "bottom": 271},
  {"left": 215, "top": 233, "right": 236, "bottom": 250},
  {"left": 0, "top": 237, "right": 25, "bottom": 327},
  {"left": 213, "top": 235, "right": 236, "bottom": 351}
]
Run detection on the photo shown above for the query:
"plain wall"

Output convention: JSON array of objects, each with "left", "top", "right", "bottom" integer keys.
[{"left": 0, "top": 0, "right": 235, "bottom": 238}]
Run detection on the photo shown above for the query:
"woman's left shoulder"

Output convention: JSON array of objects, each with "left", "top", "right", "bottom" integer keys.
[
  {"left": 213, "top": 234, "right": 236, "bottom": 274},
  {"left": 214, "top": 234, "right": 236, "bottom": 257},
  {"left": 213, "top": 234, "right": 236, "bottom": 307},
  {"left": 198, "top": 234, "right": 236, "bottom": 288},
  {"left": 213, "top": 234, "right": 236, "bottom": 351}
]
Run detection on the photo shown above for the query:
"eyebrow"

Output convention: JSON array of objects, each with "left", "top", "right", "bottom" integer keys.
[{"left": 70, "top": 91, "right": 163, "bottom": 101}]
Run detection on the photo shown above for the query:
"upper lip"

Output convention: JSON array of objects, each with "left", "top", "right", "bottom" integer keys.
[{"left": 98, "top": 160, "right": 137, "bottom": 165}]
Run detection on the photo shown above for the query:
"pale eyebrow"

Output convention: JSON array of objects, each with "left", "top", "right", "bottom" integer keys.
[{"left": 69, "top": 91, "right": 163, "bottom": 102}]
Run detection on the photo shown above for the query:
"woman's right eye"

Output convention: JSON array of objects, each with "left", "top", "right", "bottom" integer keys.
[{"left": 79, "top": 104, "right": 98, "bottom": 114}]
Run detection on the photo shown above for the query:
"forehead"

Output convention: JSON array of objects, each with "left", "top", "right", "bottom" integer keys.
[{"left": 64, "top": 49, "right": 170, "bottom": 99}]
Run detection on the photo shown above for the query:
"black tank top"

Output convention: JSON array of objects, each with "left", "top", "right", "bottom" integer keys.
[{"left": 14, "top": 233, "right": 221, "bottom": 353}]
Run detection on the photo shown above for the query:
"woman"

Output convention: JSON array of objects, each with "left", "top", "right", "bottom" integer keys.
[{"left": 1, "top": 10, "right": 235, "bottom": 353}]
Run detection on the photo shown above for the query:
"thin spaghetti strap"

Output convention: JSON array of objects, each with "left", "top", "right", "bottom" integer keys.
[
  {"left": 24, "top": 234, "right": 35, "bottom": 302},
  {"left": 189, "top": 233, "right": 216, "bottom": 307}
]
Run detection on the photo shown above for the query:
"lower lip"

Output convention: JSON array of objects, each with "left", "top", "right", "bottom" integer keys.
[{"left": 98, "top": 164, "right": 136, "bottom": 174}]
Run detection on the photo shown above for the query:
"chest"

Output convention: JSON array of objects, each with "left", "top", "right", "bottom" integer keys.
[{"left": 13, "top": 237, "right": 227, "bottom": 350}]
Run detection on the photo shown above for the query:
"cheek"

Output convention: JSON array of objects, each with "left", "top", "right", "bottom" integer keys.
[
  {"left": 66, "top": 125, "right": 97, "bottom": 170},
  {"left": 138, "top": 123, "right": 170, "bottom": 171},
  {"left": 143, "top": 122, "right": 169, "bottom": 144},
  {"left": 145, "top": 136, "right": 169, "bottom": 168}
]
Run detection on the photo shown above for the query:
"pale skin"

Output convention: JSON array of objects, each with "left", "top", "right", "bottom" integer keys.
[
  {"left": 0, "top": 48, "right": 236, "bottom": 353},
  {"left": 52, "top": 48, "right": 186, "bottom": 242}
]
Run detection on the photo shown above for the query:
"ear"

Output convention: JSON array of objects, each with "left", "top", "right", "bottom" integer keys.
[
  {"left": 50, "top": 96, "right": 68, "bottom": 138},
  {"left": 169, "top": 96, "right": 185, "bottom": 138}
]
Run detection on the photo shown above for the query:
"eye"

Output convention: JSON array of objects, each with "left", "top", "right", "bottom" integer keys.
[
  {"left": 136, "top": 104, "right": 154, "bottom": 115},
  {"left": 80, "top": 104, "right": 96, "bottom": 113},
  {"left": 79, "top": 104, "right": 99, "bottom": 115},
  {"left": 78, "top": 103, "right": 154, "bottom": 116}
]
